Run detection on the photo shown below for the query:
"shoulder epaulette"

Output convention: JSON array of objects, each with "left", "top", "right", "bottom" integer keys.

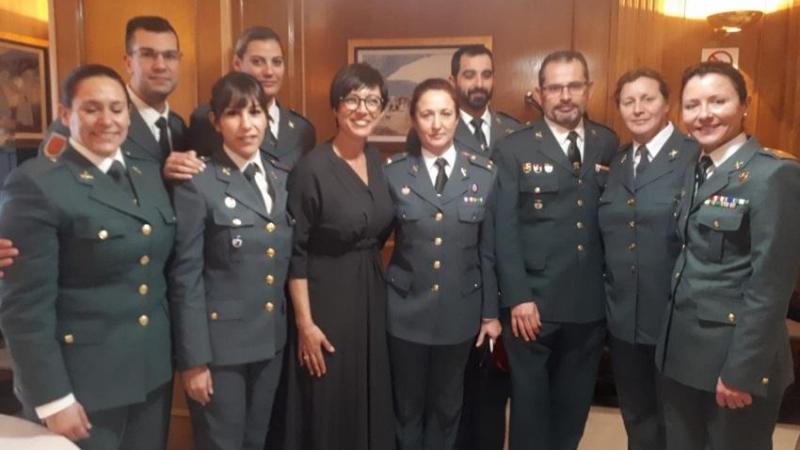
[
  {"left": 269, "top": 158, "right": 292, "bottom": 172},
  {"left": 764, "top": 148, "right": 798, "bottom": 161},
  {"left": 494, "top": 110, "right": 522, "bottom": 125},
  {"left": 385, "top": 152, "right": 407, "bottom": 166},
  {"left": 586, "top": 120, "right": 618, "bottom": 138},
  {"left": 464, "top": 151, "right": 495, "bottom": 171}
]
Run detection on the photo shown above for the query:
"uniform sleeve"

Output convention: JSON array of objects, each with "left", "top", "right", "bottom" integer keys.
[
  {"left": 492, "top": 142, "right": 532, "bottom": 308},
  {"left": 288, "top": 160, "right": 320, "bottom": 279},
  {"left": 721, "top": 161, "right": 800, "bottom": 395},
  {"left": 187, "top": 108, "right": 219, "bottom": 158},
  {"left": 479, "top": 174, "right": 499, "bottom": 318},
  {"left": 0, "top": 169, "right": 73, "bottom": 406},
  {"left": 299, "top": 120, "right": 317, "bottom": 154},
  {"left": 168, "top": 179, "right": 213, "bottom": 370}
]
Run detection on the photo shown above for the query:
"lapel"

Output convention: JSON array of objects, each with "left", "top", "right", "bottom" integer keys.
[
  {"left": 261, "top": 104, "right": 296, "bottom": 161},
  {"left": 690, "top": 138, "right": 759, "bottom": 211},
  {"left": 439, "top": 150, "right": 470, "bottom": 205},
  {"left": 580, "top": 124, "right": 603, "bottom": 178},
  {"left": 454, "top": 119, "right": 483, "bottom": 154},
  {"left": 634, "top": 129, "right": 682, "bottom": 190},
  {"left": 407, "top": 152, "right": 442, "bottom": 208},
  {"left": 677, "top": 166, "right": 696, "bottom": 242},
  {"left": 212, "top": 149, "right": 270, "bottom": 220},
  {"left": 534, "top": 121, "right": 573, "bottom": 173},
  {"left": 125, "top": 106, "right": 160, "bottom": 161},
  {"left": 60, "top": 147, "right": 149, "bottom": 222},
  {"left": 616, "top": 145, "right": 635, "bottom": 194},
  {"left": 260, "top": 151, "right": 287, "bottom": 218}
]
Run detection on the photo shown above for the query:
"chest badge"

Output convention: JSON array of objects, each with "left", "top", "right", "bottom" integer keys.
[
  {"left": 461, "top": 167, "right": 468, "bottom": 177},
  {"left": 534, "top": 131, "right": 543, "bottom": 139},
  {"left": 669, "top": 149, "right": 679, "bottom": 160},
  {"left": 79, "top": 171, "right": 94, "bottom": 181},
  {"left": 471, "top": 183, "right": 478, "bottom": 193},
  {"left": 522, "top": 162, "right": 532, "bottom": 174},
  {"left": 401, "top": 185, "right": 411, "bottom": 195},
  {"left": 533, "top": 164, "right": 542, "bottom": 174},
  {"left": 231, "top": 235, "right": 243, "bottom": 248},
  {"left": 734, "top": 160, "right": 744, "bottom": 170},
  {"left": 544, "top": 163, "right": 554, "bottom": 173},
  {"left": 221, "top": 167, "right": 231, "bottom": 176},
  {"left": 738, "top": 170, "right": 750, "bottom": 183},
  {"left": 225, "top": 196, "right": 237, "bottom": 208},
  {"left": 534, "top": 200, "right": 544, "bottom": 210}
]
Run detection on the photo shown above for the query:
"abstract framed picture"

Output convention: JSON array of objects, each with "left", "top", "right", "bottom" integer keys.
[
  {"left": 0, "top": 37, "right": 48, "bottom": 142},
  {"left": 348, "top": 36, "right": 492, "bottom": 143}
]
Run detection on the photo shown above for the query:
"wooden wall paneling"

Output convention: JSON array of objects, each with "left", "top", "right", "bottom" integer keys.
[
  {"left": 751, "top": 9, "right": 789, "bottom": 150},
  {"left": 48, "top": 0, "right": 84, "bottom": 121},
  {"left": 780, "top": 3, "right": 800, "bottom": 153},
  {"left": 0, "top": 0, "right": 49, "bottom": 41},
  {"left": 573, "top": 0, "right": 613, "bottom": 127},
  {"left": 195, "top": 0, "right": 232, "bottom": 106}
]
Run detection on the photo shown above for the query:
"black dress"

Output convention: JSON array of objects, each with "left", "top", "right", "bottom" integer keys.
[{"left": 283, "top": 142, "right": 396, "bottom": 450}]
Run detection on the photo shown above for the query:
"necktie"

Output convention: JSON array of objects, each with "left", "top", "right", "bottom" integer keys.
[
  {"left": 695, "top": 155, "right": 714, "bottom": 186},
  {"left": 107, "top": 160, "right": 136, "bottom": 202},
  {"left": 434, "top": 158, "right": 448, "bottom": 194},
  {"left": 635, "top": 145, "right": 650, "bottom": 178},
  {"left": 470, "top": 117, "right": 488, "bottom": 151},
  {"left": 567, "top": 131, "right": 581, "bottom": 171},
  {"left": 243, "top": 163, "right": 274, "bottom": 212},
  {"left": 265, "top": 115, "right": 278, "bottom": 148},
  {"left": 155, "top": 117, "right": 171, "bottom": 157}
]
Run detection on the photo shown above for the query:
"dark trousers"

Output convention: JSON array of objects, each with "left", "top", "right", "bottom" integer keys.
[
  {"left": 661, "top": 375, "right": 785, "bottom": 450},
  {"left": 503, "top": 319, "right": 606, "bottom": 450},
  {"left": 609, "top": 336, "right": 665, "bottom": 450},
  {"left": 455, "top": 340, "right": 510, "bottom": 450},
  {"left": 188, "top": 356, "right": 283, "bottom": 450},
  {"left": 30, "top": 381, "right": 173, "bottom": 450},
  {"left": 388, "top": 335, "right": 473, "bottom": 450}
]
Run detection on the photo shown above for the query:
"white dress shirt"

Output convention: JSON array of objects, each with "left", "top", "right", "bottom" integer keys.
[
  {"left": 544, "top": 117, "right": 585, "bottom": 161},
  {"left": 267, "top": 99, "right": 280, "bottom": 140},
  {"left": 702, "top": 132, "right": 747, "bottom": 180},
  {"left": 128, "top": 85, "right": 172, "bottom": 147},
  {"left": 632, "top": 122, "right": 674, "bottom": 177},
  {"left": 461, "top": 108, "right": 492, "bottom": 146},
  {"left": 421, "top": 144, "right": 457, "bottom": 187},
  {"left": 224, "top": 146, "right": 273, "bottom": 214}
]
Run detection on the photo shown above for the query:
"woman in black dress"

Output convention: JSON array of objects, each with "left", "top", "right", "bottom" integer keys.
[{"left": 284, "top": 63, "right": 396, "bottom": 450}]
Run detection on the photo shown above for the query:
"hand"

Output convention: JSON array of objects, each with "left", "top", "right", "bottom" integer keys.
[
  {"left": 297, "top": 322, "right": 335, "bottom": 378},
  {"left": 44, "top": 402, "right": 92, "bottom": 442},
  {"left": 0, "top": 238, "right": 19, "bottom": 278},
  {"left": 182, "top": 365, "right": 214, "bottom": 406},
  {"left": 476, "top": 318, "right": 502, "bottom": 347},
  {"left": 511, "top": 301, "right": 541, "bottom": 342},
  {"left": 716, "top": 377, "right": 753, "bottom": 409},
  {"left": 162, "top": 150, "right": 206, "bottom": 181}
]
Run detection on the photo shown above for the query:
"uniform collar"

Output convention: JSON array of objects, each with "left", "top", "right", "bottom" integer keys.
[
  {"left": 68, "top": 137, "right": 124, "bottom": 173},
  {"left": 421, "top": 143, "right": 457, "bottom": 176},
  {"left": 267, "top": 99, "right": 280, "bottom": 138},
  {"left": 223, "top": 145, "right": 265, "bottom": 174},
  {"left": 127, "top": 85, "right": 170, "bottom": 127},
  {"left": 702, "top": 132, "right": 747, "bottom": 169},
  {"left": 544, "top": 117, "right": 585, "bottom": 147},
  {"left": 632, "top": 122, "right": 674, "bottom": 159}
]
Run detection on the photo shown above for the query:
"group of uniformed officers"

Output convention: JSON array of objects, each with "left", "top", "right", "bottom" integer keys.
[{"left": 0, "top": 12, "right": 798, "bottom": 450}]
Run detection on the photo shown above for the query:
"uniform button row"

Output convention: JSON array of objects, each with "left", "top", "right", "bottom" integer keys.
[
  {"left": 209, "top": 302, "right": 276, "bottom": 321},
  {"left": 576, "top": 221, "right": 584, "bottom": 230},
  {"left": 434, "top": 237, "right": 443, "bottom": 246},
  {"left": 266, "top": 248, "right": 276, "bottom": 258}
]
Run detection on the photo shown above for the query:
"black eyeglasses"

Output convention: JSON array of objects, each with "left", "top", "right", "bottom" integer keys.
[
  {"left": 129, "top": 48, "right": 182, "bottom": 63},
  {"left": 340, "top": 95, "right": 383, "bottom": 113},
  {"left": 541, "top": 81, "right": 590, "bottom": 96}
]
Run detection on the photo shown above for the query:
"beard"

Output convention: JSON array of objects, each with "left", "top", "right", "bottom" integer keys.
[{"left": 461, "top": 87, "right": 492, "bottom": 111}]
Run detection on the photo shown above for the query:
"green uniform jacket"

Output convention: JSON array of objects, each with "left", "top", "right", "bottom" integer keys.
[
  {"left": 0, "top": 145, "right": 176, "bottom": 413},
  {"left": 658, "top": 138, "right": 800, "bottom": 397}
]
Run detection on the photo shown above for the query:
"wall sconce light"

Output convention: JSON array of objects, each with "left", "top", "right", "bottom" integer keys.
[{"left": 707, "top": 10, "right": 764, "bottom": 34}]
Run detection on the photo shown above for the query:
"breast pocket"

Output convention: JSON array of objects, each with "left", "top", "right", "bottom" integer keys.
[
  {"left": 73, "top": 217, "right": 128, "bottom": 241},
  {"left": 211, "top": 210, "right": 257, "bottom": 262},
  {"left": 695, "top": 206, "right": 746, "bottom": 263}
]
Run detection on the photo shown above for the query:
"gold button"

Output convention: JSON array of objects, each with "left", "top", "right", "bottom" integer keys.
[
  {"left": 433, "top": 260, "right": 441, "bottom": 270},
  {"left": 577, "top": 244, "right": 584, "bottom": 252},
  {"left": 266, "top": 248, "right": 276, "bottom": 258},
  {"left": 432, "top": 284, "right": 440, "bottom": 292},
  {"left": 626, "top": 198, "right": 635, "bottom": 207},
  {"left": 265, "top": 275, "right": 275, "bottom": 286},
  {"left": 141, "top": 224, "right": 152, "bottom": 236},
  {"left": 434, "top": 212, "right": 443, "bottom": 221},
  {"left": 577, "top": 179, "right": 583, "bottom": 185},
  {"left": 628, "top": 242, "right": 637, "bottom": 251},
  {"left": 576, "top": 199, "right": 584, "bottom": 207},
  {"left": 232, "top": 218, "right": 242, "bottom": 226},
  {"left": 761, "top": 377, "right": 770, "bottom": 385},
  {"left": 628, "top": 220, "right": 636, "bottom": 229},
  {"left": 138, "top": 284, "right": 149, "bottom": 295},
  {"left": 534, "top": 187, "right": 541, "bottom": 194},
  {"left": 674, "top": 271, "right": 681, "bottom": 279},
  {"left": 630, "top": 265, "right": 637, "bottom": 272},
  {"left": 265, "top": 302, "right": 274, "bottom": 312},
  {"left": 265, "top": 222, "right": 276, "bottom": 233},
  {"left": 64, "top": 334, "right": 74, "bottom": 344},
  {"left": 98, "top": 229, "right": 109, "bottom": 240},
  {"left": 727, "top": 313, "right": 736, "bottom": 323},
  {"left": 139, "top": 255, "right": 150, "bottom": 266},
  {"left": 681, "top": 244, "right": 686, "bottom": 250},
  {"left": 576, "top": 221, "right": 584, "bottom": 230},
  {"left": 210, "top": 312, "right": 219, "bottom": 321},
  {"left": 138, "top": 315, "right": 149, "bottom": 327},
  {"left": 434, "top": 237, "right": 443, "bottom": 246},
  {"left": 713, "top": 219, "right": 720, "bottom": 229}
]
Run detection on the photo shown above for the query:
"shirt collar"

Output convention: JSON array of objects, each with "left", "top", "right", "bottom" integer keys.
[
  {"left": 421, "top": 144, "right": 457, "bottom": 174},
  {"left": 127, "top": 85, "right": 170, "bottom": 125},
  {"left": 544, "top": 117, "right": 585, "bottom": 146},
  {"left": 69, "top": 138, "right": 124, "bottom": 173},
  {"left": 223, "top": 145, "right": 265, "bottom": 174},
  {"left": 268, "top": 99, "right": 280, "bottom": 136},
  {"left": 702, "top": 132, "right": 747, "bottom": 168},
  {"left": 632, "top": 122, "right": 674, "bottom": 159},
  {"left": 460, "top": 108, "right": 491, "bottom": 129}
]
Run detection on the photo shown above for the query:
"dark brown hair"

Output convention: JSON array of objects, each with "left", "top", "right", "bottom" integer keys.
[
  {"left": 613, "top": 68, "right": 670, "bottom": 105},
  {"left": 209, "top": 72, "right": 268, "bottom": 122},
  {"left": 409, "top": 78, "right": 460, "bottom": 117},
  {"left": 329, "top": 63, "right": 388, "bottom": 111},
  {"left": 680, "top": 61, "right": 747, "bottom": 104},
  {"left": 61, "top": 64, "right": 130, "bottom": 107}
]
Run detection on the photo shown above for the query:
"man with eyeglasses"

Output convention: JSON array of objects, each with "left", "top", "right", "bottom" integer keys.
[
  {"left": 188, "top": 26, "right": 315, "bottom": 169},
  {"left": 493, "top": 50, "right": 619, "bottom": 450},
  {"left": 407, "top": 45, "right": 522, "bottom": 160},
  {"left": 38, "top": 16, "right": 205, "bottom": 180}
]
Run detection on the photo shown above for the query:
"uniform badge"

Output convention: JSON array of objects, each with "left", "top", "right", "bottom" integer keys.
[
  {"left": 232, "top": 218, "right": 242, "bottom": 226},
  {"left": 131, "top": 165, "right": 142, "bottom": 175},
  {"left": 734, "top": 161, "right": 744, "bottom": 170},
  {"left": 222, "top": 167, "right": 231, "bottom": 176},
  {"left": 620, "top": 153, "right": 628, "bottom": 164},
  {"left": 590, "top": 129, "right": 598, "bottom": 136},
  {"left": 79, "top": 171, "right": 94, "bottom": 181},
  {"left": 411, "top": 164, "right": 419, "bottom": 173},
  {"left": 231, "top": 235, "right": 243, "bottom": 248},
  {"left": 595, "top": 164, "right": 609, "bottom": 173},
  {"left": 505, "top": 128, "right": 514, "bottom": 134},
  {"left": 471, "top": 183, "right": 478, "bottom": 193},
  {"left": 534, "top": 131, "right": 543, "bottom": 139},
  {"left": 522, "top": 162, "right": 532, "bottom": 174},
  {"left": 534, "top": 200, "right": 543, "bottom": 210},
  {"left": 544, "top": 164, "right": 554, "bottom": 174},
  {"left": 669, "top": 149, "right": 679, "bottom": 160},
  {"left": 288, "top": 120, "right": 295, "bottom": 129},
  {"left": 401, "top": 185, "right": 411, "bottom": 195},
  {"left": 533, "top": 164, "right": 542, "bottom": 174},
  {"left": 385, "top": 157, "right": 393, "bottom": 164},
  {"left": 225, "top": 196, "right": 237, "bottom": 208},
  {"left": 460, "top": 167, "right": 468, "bottom": 177},
  {"left": 738, "top": 170, "right": 750, "bottom": 183},
  {"left": 43, "top": 132, "right": 68, "bottom": 158}
]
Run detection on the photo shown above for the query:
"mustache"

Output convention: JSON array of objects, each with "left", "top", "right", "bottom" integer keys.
[{"left": 468, "top": 88, "right": 490, "bottom": 97}]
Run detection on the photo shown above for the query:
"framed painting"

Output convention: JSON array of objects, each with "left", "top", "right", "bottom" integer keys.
[
  {"left": 348, "top": 36, "right": 492, "bottom": 143},
  {"left": 0, "top": 36, "right": 48, "bottom": 143}
]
